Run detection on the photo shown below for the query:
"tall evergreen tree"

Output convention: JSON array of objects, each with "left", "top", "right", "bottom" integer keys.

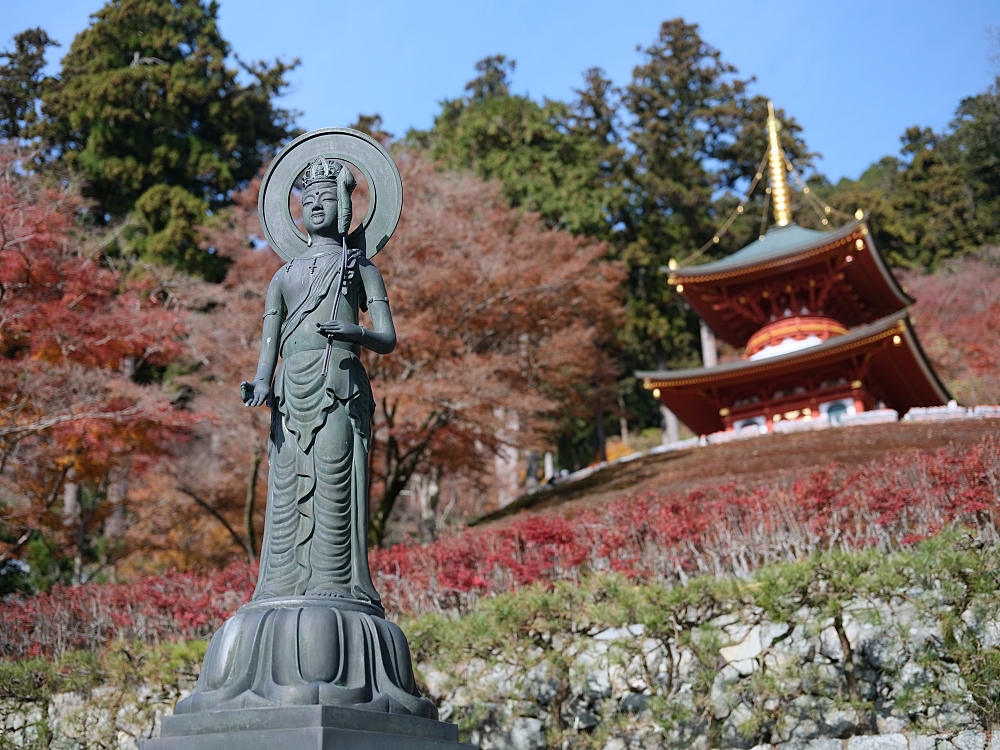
[
  {"left": 819, "top": 79, "right": 1000, "bottom": 270},
  {"left": 415, "top": 19, "right": 817, "bottom": 444},
  {"left": 415, "top": 55, "right": 621, "bottom": 238},
  {"left": 36, "top": 0, "right": 297, "bottom": 275},
  {"left": 615, "top": 19, "right": 811, "bottom": 371},
  {"left": 0, "top": 28, "right": 56, "bottom": 141},
  {"left": 950, "top": 78, "right": 1000, "bottom": 244}
]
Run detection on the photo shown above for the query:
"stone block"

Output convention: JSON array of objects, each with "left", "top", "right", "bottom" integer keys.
[
  {"left": 907, "top": 736, "right": 944, "bottom": 750},
  {"left": 721, "top": 625, "right": 763, "bottom": 666},
  {"left": 846, "top": 734, "right": 907, "bottom": 750},
  {"left": 711, "top": 665, "right": 742, "bottom": 719},
  {"left": 140, "top": 705, "right": 475, "bottom": 750},
  {"left": 560, "top": 697, "right": 600, "bottom": 731},
  {"left": 952, "top": 730, "right": 987, "bottom": 750},
  {"left": 875, "top": 716, "right": 907, "bottom": 734},
  {"left": 619, "top": 692, "right": 650, "bottom": 716},
  {"left": 803, "top": 739, "right": 842, "bottom": 750},
  {"left": 819, "top": 627, "right": 845, "bottom": 661},
  {"left": 822, "top": 707, "right": 863, "bottom": 737},
  {"left": 484, "top": 717, "right": 545, "bottom": 750}
]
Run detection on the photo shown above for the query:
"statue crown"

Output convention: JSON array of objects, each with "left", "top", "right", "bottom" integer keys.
[{"left": 301, "top": 156, "right": 342, "bottom": 189}]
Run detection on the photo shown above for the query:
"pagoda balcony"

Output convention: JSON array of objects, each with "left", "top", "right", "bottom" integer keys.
[
  {"left": 637, "top": 311, "right": 949, "bottom": 436},
  {"left": 745, "top": 315, "right": 848, "bottom": 360}
]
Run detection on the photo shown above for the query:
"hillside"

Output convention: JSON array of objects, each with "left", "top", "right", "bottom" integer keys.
[
  {"left": 4, "top": 416, "right": 998, "bottom": 656},
  {"left": 483, "top": 417, "right": 1000, "bottom": 523},
  {"left": 2, "top": 417, "right": 999, "bottom": 750},
  {"left": 2, "top": 534, "right": 998, "bottom": 750}
]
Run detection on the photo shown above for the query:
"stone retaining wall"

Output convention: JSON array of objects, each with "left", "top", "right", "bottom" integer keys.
[{"left": 2, "top": 580, "right": 997, "bottom": 749}]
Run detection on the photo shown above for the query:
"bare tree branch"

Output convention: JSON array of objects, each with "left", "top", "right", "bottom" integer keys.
[
  {"left": 176, "top": 483, "right": 249, "bottom": 559},
  {"left": 0, "top": 406, "right": 143, "bottom": 438}
]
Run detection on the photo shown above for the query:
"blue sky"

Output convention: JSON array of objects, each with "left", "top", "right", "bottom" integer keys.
[{"left": 3, "top": 0, "right": 998, "bottom": 181}]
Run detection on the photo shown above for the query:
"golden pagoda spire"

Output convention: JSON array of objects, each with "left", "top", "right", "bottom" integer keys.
[{"left": 766, "top": 100, "right": 792, "bottom": 227}]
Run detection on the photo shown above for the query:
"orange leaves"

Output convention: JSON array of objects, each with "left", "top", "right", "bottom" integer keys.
[
  {"left": 900, "top": 251, "right": 1000, "bottom": 405},
  {"left": 0, "top": 145, "right": 196, "bottom": 572},
  {"left": 0, "top": 154, "right": 184, "bottom": 372},
  {"left": 369, "top": 154, "right": 623, "bottom": 475},
  {"left": 356, "top": 153, "right": 623, "bottom": 533}
]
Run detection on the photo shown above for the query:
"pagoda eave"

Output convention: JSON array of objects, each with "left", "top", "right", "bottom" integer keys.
[
  {"left": 672, "top": 219, "right": 913, "bottom": 348},
  {"left": 636, "top": 311, "right": 950, "bottom": 435}
]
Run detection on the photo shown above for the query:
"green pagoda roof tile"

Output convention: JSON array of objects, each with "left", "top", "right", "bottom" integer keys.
[{"left": 676, "top": 223, "right": 831, "bottom": 276}]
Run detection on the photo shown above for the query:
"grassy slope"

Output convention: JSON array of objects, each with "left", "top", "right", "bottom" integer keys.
[
  {"left": 4, "top": 533, "right": 998, "bottom": 748},
  {"left": 402, "top": 532, "right": 1000, "bottom": 730},
  {"left": 485, "top": 417, "right": 1000, "bottom": 523}
]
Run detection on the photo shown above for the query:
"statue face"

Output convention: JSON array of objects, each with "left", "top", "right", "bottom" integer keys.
[{"left": 301, "top": 183, "right": 338, "bottom": 237}]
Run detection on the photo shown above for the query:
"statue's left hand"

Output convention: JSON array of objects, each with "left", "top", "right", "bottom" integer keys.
[{"left": 317, "top": 320, "right": 364, "bottom": 343}]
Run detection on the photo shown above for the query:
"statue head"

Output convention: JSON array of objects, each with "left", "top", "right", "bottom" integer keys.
[{"left": 301, "top": 156, "right": 356, "bottom": 245}]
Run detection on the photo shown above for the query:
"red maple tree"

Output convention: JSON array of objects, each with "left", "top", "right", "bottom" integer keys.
[
  {"left": 0, "top": 145, "right": 193, "bottom": 585},
  {"left": 364, "top": 153, "right": 623, "bottom": 543},
  {"left": 901, "top": 248, "right": 1000, "bottom": 406}
]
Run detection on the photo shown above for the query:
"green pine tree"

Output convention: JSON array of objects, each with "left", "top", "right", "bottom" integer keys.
[
  {"left": 0, "top": 28, "right": 56, "bottom": 140},
  {"left": 950, "top": 78, "right": 1000, "bottom": 245},
  {"left": 413, "top": 55, "right": 622, "bottom": 238},
  {"left": 37, "top": 0, "right": 298, "bottom": 276},
  {"left": 413, "top": 20, "right": 818, "bottom": 443},
  {"left": 819, "top": 80, "right": 1000, "bottom": 271},
  {"left": 615, "top": 19, "right": 812, "bottom": 373}
]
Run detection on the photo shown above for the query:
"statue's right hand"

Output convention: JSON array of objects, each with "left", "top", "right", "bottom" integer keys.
[{"left": 241, "top": 380, "right": 271, "bottom": 408}]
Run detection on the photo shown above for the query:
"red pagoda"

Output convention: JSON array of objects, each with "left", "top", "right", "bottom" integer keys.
[{"left": 637, "top": 103, "right": 949, "bottom": 436}]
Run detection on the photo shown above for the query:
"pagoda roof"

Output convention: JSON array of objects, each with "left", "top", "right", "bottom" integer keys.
[
  {"left": 636, "top": 311, "right": 950, "bottom": 435},
  {"left": 678, "top": 223, "right": 829, "bottom": 276},
  {"left": 670, "top": 218, "right": 913, "bottom": 347}
]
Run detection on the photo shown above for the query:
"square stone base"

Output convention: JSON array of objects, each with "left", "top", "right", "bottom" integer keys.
[{"left": 140, "top": 705, "right": 477, "bottom": 750}]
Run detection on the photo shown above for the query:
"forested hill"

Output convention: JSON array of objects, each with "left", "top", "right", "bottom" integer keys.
[{"left": 0, "top": 3, "right": 998, "bottom": 593}]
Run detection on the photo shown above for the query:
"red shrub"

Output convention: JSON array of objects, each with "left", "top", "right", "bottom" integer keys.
[
  {"left": 3, "top": 435, "right": 999, "bottom": 657},
  {"left": 369, "top": 435, "right": 1000, "bottom": 613},
  {"left": 0, "top": 563, "right": 256, "bottom": 659}
]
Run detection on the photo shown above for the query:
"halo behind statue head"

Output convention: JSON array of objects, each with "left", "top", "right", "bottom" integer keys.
[{"left": 258, "top": 128, "right": 403, "bottom": 262}]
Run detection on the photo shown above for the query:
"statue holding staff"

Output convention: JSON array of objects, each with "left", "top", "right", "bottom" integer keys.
[
  {"left": 243, "top": 153, "right": 389, "bottom": 604},
  {"left": 164, "top": 130, "right": 444, "bottom": 727}
]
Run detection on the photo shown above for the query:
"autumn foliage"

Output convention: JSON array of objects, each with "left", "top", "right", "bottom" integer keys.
[
  {"left": 0, "top": 141, "right": 624, "bottom": 584},
  {"left": 0, "top": 561, "right": 256, "bottom": 659},
  {"left": 901, "top": 248, "right": 1000, "bottom": 406},
  {"left": 365, "top": 154, "right": 622, "bottom": 541},
  {"left": 3, "top": 433, "right": 999, "bottom": 658},
  {"left": 369, "top": 433, "right": 1000, "bottom": 614},
  {"left": 0, "top": 146, "right": 193, "bottom": 582}
]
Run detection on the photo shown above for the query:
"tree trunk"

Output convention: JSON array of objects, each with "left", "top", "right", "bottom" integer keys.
[
  {"left": 414, "top": 471, "right": 440, "bottom": 544},
  {"left": 62, "top": 475, "right": 83, "bottom": 586},
  {"left": 595, "top": 399, "right": 607, "bottom": 463},
  {"left": 244, "top": 443, "right": 263, "bottom": 564},
  {"left": 105, "top": 479, "right": 127, "bottom": 539},
  {"left": 524, "top": 451, "right": 538, "bottom": 492},
  {"left": 833, "top": 611, "right": 858, "bottom": 699},
  {"left": 370, "top": 432, "right": 432, "bottom": 547},
  {"left": 617, "top": 394, "right": 629, "bottom": 445},
  {"left": 492, "top": 408, "right": 520, "bottom": 508},
  {"left": 661, "top": 404, "right": 680, "bottom": 444}
]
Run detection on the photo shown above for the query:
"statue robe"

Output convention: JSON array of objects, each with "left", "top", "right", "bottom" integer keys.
[
  {"left": 174, "top": 249, "right": 436, "bottom": 717},
  {"left": 253, "top": 250, "right": 380, "bottom": 603}
]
